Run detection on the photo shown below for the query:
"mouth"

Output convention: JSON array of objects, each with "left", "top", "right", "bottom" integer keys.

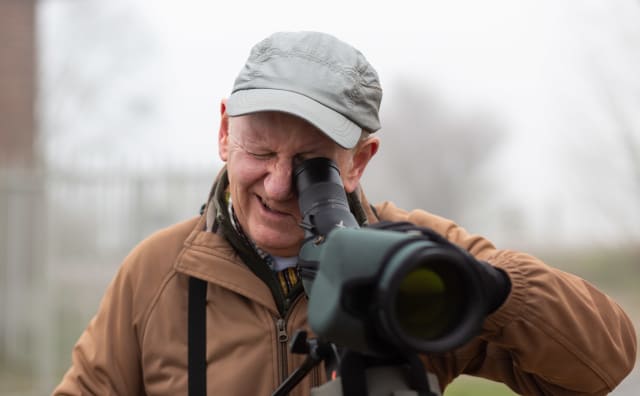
[{"left": 256, "top": 195, "right": 290, "bottom": 217}]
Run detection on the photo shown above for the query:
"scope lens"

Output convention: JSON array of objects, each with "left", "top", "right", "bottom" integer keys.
[{"left": 393, "top": 261, "right": 465, "bottom": 340}]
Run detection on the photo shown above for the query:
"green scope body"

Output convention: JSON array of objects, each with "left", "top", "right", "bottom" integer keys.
[{"left": 295, "top": 158, "right": 488, "bottom": 357}]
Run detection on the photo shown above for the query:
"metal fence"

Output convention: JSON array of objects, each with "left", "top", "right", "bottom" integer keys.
[
  {"left": 1, "top": 166, "right": 638, "bottom": 395},
  {"left": 0, "top": 166, "right": 216, "bottom": 394}
]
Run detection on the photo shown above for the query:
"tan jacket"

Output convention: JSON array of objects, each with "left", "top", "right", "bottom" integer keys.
[{"left": 53, "top": 197, "right": 637, "bottom": 395}]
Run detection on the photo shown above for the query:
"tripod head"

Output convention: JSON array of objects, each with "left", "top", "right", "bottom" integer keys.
[{"left": 272, "top": 330, "right": 441, "bottom": 396}]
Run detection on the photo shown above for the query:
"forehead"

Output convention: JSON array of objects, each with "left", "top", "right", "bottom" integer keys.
[{"left": 229, "top": 111, "right": 336, "bottom": 146}]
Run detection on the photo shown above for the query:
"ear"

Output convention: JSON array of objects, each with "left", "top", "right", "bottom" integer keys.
[
  {"left": 343, "top": 136, "right": 380, "bottom": 193},
  {"left": 218, "top": 99, "right": 230, "bottom": 162}
]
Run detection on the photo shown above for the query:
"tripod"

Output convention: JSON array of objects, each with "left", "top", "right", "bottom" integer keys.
[{"left": 272, "top": 330, "right": 441, "bottom": 396}]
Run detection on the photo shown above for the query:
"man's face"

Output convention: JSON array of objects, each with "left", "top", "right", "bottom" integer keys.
[{"left": 218, "top": 108, "right": 375, "bottom": 257}]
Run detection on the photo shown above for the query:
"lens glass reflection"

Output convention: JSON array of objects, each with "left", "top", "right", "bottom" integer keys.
[{"left": 394, "top": 262, "right": 463, "bottom": 340}]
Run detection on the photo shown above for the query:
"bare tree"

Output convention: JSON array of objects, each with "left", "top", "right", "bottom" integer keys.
[
  {"left": 363, "top": 78, "right": 505, "bottom": 225},
  {"left": 38, "top": 0, "right": 159, "bottom": 170},
  {"left": 559, "top": 2, "right": 640, "bottom": 244}
]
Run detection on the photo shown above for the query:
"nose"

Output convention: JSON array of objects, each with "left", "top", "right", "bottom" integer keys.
[{"left": 264, "top": 159, "right": 294, "bottom": 201}]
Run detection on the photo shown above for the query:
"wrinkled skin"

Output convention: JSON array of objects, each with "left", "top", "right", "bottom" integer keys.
[{"left": 218, "top": 100, "right": 379, "bottom": 257}]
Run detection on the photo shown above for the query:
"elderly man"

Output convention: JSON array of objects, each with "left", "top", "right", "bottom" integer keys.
[{"left": 54, "top": 31, "right": 636, "bottom": 396}]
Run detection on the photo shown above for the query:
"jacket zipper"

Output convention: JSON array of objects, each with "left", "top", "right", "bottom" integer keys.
[
  {"left": 275, "top": 292, "right": 306, "bottom": 386},
  {"left": 276, "top": 317, "right": 289, "bottom": 384},
  {"left": 276, "top": 316, "right": 326, "bottom": 391}
]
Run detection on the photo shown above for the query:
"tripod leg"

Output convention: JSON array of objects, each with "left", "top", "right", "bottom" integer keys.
[{"left": 272, "top": 355, "right": 320, "bottom": 396}]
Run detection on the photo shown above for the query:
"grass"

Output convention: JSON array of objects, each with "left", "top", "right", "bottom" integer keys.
[
  {"left": 444, "top": 375, "right": 516, "bottom": 395},
  {"left": 537, "top": 244, "right": 640, "bottom": 290},
  {"left": 0, "top": 361, "right": 36, "bottom": 396}
]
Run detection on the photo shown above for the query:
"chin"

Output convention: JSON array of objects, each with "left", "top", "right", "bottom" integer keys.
[
  {"left": 253, "top": 234, "right": 302, "bottom": 257},
  {"left": 260, "top": 241, "right": 300, "bottom": 257}
]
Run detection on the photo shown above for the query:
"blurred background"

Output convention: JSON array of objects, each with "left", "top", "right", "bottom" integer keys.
[{"left": 1, "top": 0, "right": 638, "bottom": 394}]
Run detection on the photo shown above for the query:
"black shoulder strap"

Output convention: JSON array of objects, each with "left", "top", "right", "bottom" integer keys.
[{"left": 188, "top": 276, "right": 208, "bottom": 396}]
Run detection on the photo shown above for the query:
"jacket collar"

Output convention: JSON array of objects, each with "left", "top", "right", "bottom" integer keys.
[
  {"left": 174, "top": 167, "right": 380, "bottom": 315},
  {"left": 174, "top": 212, "right": 282, "bottom": 314}
]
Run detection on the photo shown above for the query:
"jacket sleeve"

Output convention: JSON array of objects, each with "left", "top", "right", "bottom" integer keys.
[{"left": 375, "top": 201, "right": 637, "bottom": 395}]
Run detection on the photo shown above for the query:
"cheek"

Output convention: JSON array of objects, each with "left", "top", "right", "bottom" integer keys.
[{"left": 228, "top": 155, "right": 267, "bottom": 190}]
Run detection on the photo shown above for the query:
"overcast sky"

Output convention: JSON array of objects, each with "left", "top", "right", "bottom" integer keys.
[{"left": 38, "top": 0, "right": 640, "bottom": 245}]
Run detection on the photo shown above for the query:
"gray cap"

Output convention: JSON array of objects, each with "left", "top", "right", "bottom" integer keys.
[{"left": 227, "top": 31, "right": 382, "bottom": 149}]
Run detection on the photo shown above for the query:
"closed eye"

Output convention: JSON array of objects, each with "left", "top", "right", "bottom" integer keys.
[{"left": 247, "top": 151, "right": 274, "bottom": 160}]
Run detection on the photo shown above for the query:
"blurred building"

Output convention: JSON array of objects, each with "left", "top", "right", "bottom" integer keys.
[
  {"left": 0, "top": 0, "right": 40, "bottom": 387},
  {"left": 0, "top": 0, "right": 37, "bottom": 168}
]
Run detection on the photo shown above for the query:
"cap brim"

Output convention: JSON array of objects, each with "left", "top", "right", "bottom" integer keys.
[{"left": 227, "top": 89, "right": 361, "bottom": 149}]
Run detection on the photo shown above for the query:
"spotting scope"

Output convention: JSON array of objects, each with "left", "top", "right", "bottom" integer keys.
[{"left": 295, "top": 157, "right": 505, "bottom": 357}]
